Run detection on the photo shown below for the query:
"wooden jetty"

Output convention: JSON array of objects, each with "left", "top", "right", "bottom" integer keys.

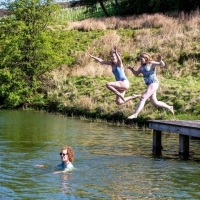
[{"left": 148, "top": 120, "right": 200, "bottom": 158}]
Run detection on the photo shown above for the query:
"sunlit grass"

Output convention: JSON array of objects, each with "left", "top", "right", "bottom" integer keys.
[
  {"left": 53, "top": 2, "right": 115, "bottom": 22},
  {"left": 46, "top": 12, "right": 200, "bottom": 124}
]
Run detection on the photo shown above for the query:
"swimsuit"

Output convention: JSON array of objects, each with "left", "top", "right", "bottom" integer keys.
[
  {"left": 112, "top": 66, "right": 128, "bottom": 81},
  {"left": 58, "top": 162, "right": 74, "bottom": 171},
  {"left": 140, "top": 64, "right": 159, "bottom": 86}
]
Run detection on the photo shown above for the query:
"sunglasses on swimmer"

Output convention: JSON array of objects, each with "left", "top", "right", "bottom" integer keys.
[{"left": 60, "top": 153, "right": 67, "bottom": 156}]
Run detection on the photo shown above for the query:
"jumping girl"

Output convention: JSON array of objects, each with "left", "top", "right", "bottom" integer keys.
[
  {"left": 127, "top": 52, "right": 174, "bottom": 119},
  {"left": 89, "top": 46, "right": 140, "bottom": 105}
]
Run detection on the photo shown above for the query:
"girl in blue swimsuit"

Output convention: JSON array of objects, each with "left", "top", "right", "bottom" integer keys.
[
  {"left": 127, "top": 52, "right": 174, "bottom": 119},
  {"left": 89, "top": 46, "right": 140, "bottom": 105}
]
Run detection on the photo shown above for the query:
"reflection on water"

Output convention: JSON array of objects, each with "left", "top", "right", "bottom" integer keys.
[{"left": 0, "top": 110, "right": 200, "bottom": 199}]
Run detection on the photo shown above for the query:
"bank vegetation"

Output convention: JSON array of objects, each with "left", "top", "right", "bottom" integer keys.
[
  {"left": 48, "top": 12, "right": 200, "bottom": 126},
  {"left": 0, "top": 0, "right": 200, "bottom": 126}
]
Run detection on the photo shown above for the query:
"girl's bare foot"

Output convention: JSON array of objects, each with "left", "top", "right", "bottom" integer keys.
[
  {"left": 118, "top": 93, "right": 125, "bottom": 102},
  {"left": 132, "top": 94, "right": 141, "bottom": 99},
  {"left": 128, "top": 113, "right": 138, "bottom": 119},
  {"left": 169, "top": 106, "right": 174, "bottom": 115}
]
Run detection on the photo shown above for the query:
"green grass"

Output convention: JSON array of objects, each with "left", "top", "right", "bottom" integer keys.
[
  {"left": 54, "top": 3, "right": 116, "bottom": 22},
  {"left": 40, "top": 14, "right": 200, "bottom": 125},
  {"left": 44, "top": 73, "right": 200, "bottom": 127}
]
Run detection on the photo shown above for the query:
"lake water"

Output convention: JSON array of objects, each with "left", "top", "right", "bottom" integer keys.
[{"left": 0, "top": 109, "right": 200, "bottom": 199}]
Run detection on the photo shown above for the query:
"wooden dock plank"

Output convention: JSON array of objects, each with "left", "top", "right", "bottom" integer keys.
[{"left": 148, "top": 120, "right": 200, "bottom": 137}]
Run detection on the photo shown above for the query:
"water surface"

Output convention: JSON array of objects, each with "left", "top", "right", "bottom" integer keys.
[{"left": 0, "top": 110, "right": 200, "bottom": 199}]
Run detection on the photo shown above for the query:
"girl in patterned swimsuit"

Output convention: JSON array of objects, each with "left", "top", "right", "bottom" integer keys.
[
  {"left": 89, "top": 46, "right": 140, "bottom": 105},
  {"left": 127, "top": 52, "right": 174, "bottom": 119}
]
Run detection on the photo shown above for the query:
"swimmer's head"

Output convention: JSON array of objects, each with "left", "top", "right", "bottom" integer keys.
[{"left": 60, "top": 146, "right": 74, "bottom": 162}]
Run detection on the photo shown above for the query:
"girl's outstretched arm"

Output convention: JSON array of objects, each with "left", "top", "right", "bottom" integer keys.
[
  {"left": 127, "top": 66, "right": 141, "bottom": 76},
  {"left": 150, "top": 54, "right": 165, "bottom": 67},
  {"left": 113, "top": 46, "right": 123, "bottom": 67},
  {"left": 89, "top": 54, "right": 111, "bottom": 65}
]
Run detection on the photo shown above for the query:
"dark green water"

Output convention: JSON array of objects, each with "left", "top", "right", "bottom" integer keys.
[{"left": 0, "top": 110, "right": 200, "bottom": 199}]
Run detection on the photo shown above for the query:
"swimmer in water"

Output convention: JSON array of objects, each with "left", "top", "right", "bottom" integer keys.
[
  {"left": 53, "top": 146, "right": 75, "bottom": 174},
  {"left": 36, "top": 146, "right": 75, "bottom": 174}
]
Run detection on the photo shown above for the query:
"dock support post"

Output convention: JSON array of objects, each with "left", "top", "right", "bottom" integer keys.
[
  {"left": 153, "top": 130, "right": 162, "bottom": 155},
  {"left": 179, "top": 134, "right": 189, "bottom": 158}
]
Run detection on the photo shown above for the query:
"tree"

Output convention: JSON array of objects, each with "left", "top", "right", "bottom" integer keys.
[
  {"left": 98, "top": 0, "right": 110, "bottom": 16},
  {"left": 0, "top": 0, "right": 63, "bottom": 108},
  {"left": 77, "top": 0, "right": 110, "bottom": 17}
]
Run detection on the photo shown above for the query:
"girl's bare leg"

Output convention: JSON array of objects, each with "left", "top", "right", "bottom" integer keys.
[
  {"left": 150, "top": 92, "right": 174, "bottom": 115},
  {"left": 116, "top": 92, "right": 141, "bottom": 105},
  {"left": 106, "top": 80, "right": 129, "bottom": 102},
  {"left": 128, "top": 83, "right": 159, "bottom": 119},
  {"left": 169, "top": 106, "right": 174, "bottom": 115},
  {"left": 107, "top": 85, "right": 126, "bottom": 102}
]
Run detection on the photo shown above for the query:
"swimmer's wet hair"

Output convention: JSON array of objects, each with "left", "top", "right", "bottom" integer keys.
[{"left": 61, "top": 146, "right": 74, "bottom": 162}]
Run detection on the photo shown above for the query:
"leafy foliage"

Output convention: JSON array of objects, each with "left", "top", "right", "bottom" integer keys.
[
  {"left": 0, "top": 0, "right": 65, "bottom": 107},
  {"left": 68, "top": 0, "right": 200, "bottom": 19}
]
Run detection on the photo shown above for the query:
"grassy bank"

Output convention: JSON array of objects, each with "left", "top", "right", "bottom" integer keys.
[{"left": 41, "top": 13, "right": 200, "bottom": 126}]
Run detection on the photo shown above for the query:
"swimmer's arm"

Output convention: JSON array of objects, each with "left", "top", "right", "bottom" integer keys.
[
  {"left": 52, "top": 168, "right": 73, "bottom": 174},
  {"left": 89, "top": 54, "right": 112, "bottom": 65},
  {"left": 35, "top": 164, "right": 45, "bottom": 168},
  {"left": 52, "top": 170, "right": 62, "bottom": 174}
]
